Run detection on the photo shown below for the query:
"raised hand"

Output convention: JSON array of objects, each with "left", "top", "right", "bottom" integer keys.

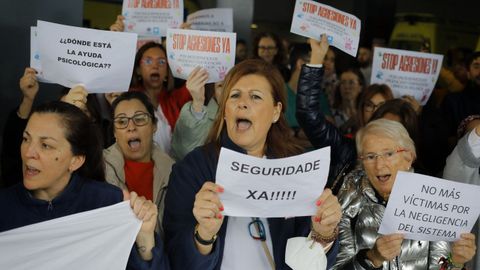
[
  {"left": 19, "top": 67, "right": 39, "bottom": 102},
  {"left": 309, "top": 34, "right": 330, "bottom": 65},
  {"left": 18, "top": 67, "right": 40, "bottom": 118},
  {"left": 61, "top": 85, "right": 89, "bottom": 115},
  {"left": 179, "top": 22, "right": 192, "bottom": 29},
  {"left": 110, "top": 15, "right": 125, "bottom": 32},
  {"left": 186, "top": 67, "right": 209, "bottom": 112}
]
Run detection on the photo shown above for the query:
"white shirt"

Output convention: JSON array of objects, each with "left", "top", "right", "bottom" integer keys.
[
  {"left": 467, "top": 128, "right": 480, "bottom": 158},
  {"left": 153, "top": 104, "right": 172, "bottom": 154},
  {"left": 221, "top": 217, "right": 274, "bottom": 270}
]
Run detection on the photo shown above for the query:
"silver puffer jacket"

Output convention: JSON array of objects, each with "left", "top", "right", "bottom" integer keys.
[{"left": 333, "top": 168, "right": 450, "bottom": 270}]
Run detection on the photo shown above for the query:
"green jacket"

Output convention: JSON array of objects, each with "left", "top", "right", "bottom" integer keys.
[{"left": 171, "top": 98, "right": 218, "bottom": 161}]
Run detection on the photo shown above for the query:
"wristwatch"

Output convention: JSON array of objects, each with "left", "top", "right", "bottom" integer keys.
[{"left": 194, "top": 224, "right": 217, "bottom": 245}]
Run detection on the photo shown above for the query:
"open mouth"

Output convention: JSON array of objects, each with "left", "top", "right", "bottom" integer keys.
[
  {"left": 236, "top": 118, "right": 252, "bottom": 131},
  {"left": 150, "top": 72, "right": 160, "bottom": 82},
  {"left": 128, "top": 138, "right": 141, "bottom": 151},
  {"left": 25, "top": 165, "right": 40, "bottom": 177},
  {"left": 376, "top": 174, "right": 391, "bottom": 183}
]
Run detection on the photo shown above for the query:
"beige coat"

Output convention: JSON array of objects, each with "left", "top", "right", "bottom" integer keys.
[{"left": 103, "top": 143, "right": 174, "bottom": 239}]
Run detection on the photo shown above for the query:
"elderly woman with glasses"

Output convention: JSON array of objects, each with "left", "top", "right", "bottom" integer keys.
[
  {"left": 164, "top": 59, "right": 342, "bottom": 270},
  {"left": 104, "top": 91, "right": 174, "bottom": 239},
  {"left": 333, "top": 119, "right": 476, "bottom": 269}
]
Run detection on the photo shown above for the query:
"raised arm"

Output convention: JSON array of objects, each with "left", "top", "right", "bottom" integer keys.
[{"left": 296, "top": 35, "right": 356, "bottom": 192}]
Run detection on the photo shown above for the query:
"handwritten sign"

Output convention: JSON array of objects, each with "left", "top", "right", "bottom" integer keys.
[
  {"left": 290, "top": 0, "right": 361, "bottom": 57},
  {"left": 36, "top": 20, "right": 137, "bottom": 93},
  {"left": 187, "top": 8, "right": 233, "bottom": 32},
  {"left": 30, "top": 27, "right": 52, "bottom": 83},
  {"left": 379, "top": 171, "right": 480, "bottom": 241},
  {"left": 371, "top": 47, "right": 443, "bottom": 105},
  {"left": 166, "top": 28, "right": 236, "bottom": 83},
  {"left": 122, "top": 0, "right": 184, "bottom": 37},
  {"left": 216, "top": 147, "right": 331, "bottom": 218}
]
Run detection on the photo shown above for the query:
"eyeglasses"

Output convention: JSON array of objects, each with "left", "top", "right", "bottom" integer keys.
[
  {"left": 340, "top": 80, "right": 359, "bottom": 86},
  {"left": 364, "top": 101, "right": 385, "bottom": 112},
  {"left": 248, "top": 218, "right": 266, "bottom": 241},
  {"left": 113, "top": 112, "right": 151, "bottom": 129},
  {"left": 358, "top": 149, "right": 408, "bottom": 164},
  {"left": 140, "top": 57, "right": 167, "bottom": 66},
  {"left": 258, "top": 46, "right": 277, "bottom": 51}
]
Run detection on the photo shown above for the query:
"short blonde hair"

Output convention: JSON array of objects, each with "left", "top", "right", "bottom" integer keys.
[{"left": 356, "top": 119, "right": 416, "bottom": 161}]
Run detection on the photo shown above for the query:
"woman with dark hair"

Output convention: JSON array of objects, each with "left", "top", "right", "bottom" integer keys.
[
  {"left": 104, "top": 91, "right": 174, "bottom": 238},
  {"left": 163, "top": 59, "right": 342, "bottom": 269},
  {"left": 130, "top": 42, "right": 192, "bottom": 154},
  {"left": 1, "top": 69, "right": 116, "bottom": 188},
  {"left": 355, "top": 84, "right": 394, "bottom": 129},
  {"left": 370, "top": 99, "right": 419, "bottom": 146},
  {"left": 252, "top": 32, "right": 290, "bottom": 81},
  {"left": 0, "top": 101, "right": 169, "bottom": 269},
  {"left": 331, "top": 68, "right": 365, "bottom": 135}
]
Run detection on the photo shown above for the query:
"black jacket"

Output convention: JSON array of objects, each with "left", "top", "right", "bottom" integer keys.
[
  {"left": 1, "top": 108, "right": 27, "bottom": 188},
  {"left": 296, "top": 65, "right": 357, "bottom": 194}
]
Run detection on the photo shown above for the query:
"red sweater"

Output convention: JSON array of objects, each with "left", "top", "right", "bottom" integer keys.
[{"left": 124, "top": 159, "right": 154, "bottom": 201}]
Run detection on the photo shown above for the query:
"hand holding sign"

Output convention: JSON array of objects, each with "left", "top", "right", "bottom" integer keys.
[
  {"left": 379, "top": 172, "right": 480, "bottom": 242},
  {"left": 123, "top": 190, "right": 157, "bottom": 261},
  {"left": 451, "top": 233, "right": 476, "bottom": 266},
  {"left": 110, "top": 15, "right": 125, "bottom": 32},
  {"left": 291, "top": 0, "right": 360, "bottom": 57},
  {"left": 193, "top": 182, "right": 224, "bottom": 246},
  {"left": 367, "top": 233, "right": 404, "bottom": 267},
  {"left": 19, "top": 67, "right": 39, "bottom": 103},
  {"left": 18, "top": 67, "right": 40, "bottom": 119},
  {"left": 186, "top": 67, "right": 209, "bottom": 112},
  {"left": 309, "top": 35, "right": 329, "bottom": 65},
  {"left": 61, "top": 85, "right": 89, "bottom": 114},
  {"left": 311, "top": 189, "right": 341, "bottom": 239}
]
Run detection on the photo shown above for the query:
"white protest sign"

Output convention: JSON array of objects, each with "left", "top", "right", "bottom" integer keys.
[
  {"left": 166, "top": 28, "right": 236, "bottom": 83},
  {"left": 290, "top": 0, "right": 361, "bottom": 57},
  {"left": 216, "top": 147, "right": 331, "bottom": 218},
  {"left": 36, "top": 20, "right": 137, "bottom": 93},
  {"left": 379, "top": 171, "right": 480, "bottom": 242},
  {"left": 0, "top": 202, "right": 141, "bottom": 270},
  {"left": 122, "top": 0, "right": 184, "bottom": 37},
  {"left": 30, "top": 27, "right": 52, "bottom": 83},
  {"left": 371, "top": 47, "right": 443, "bottom": 105},
  {"left": 187, "top": 8, "right": 233, "bottom": 32}
]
